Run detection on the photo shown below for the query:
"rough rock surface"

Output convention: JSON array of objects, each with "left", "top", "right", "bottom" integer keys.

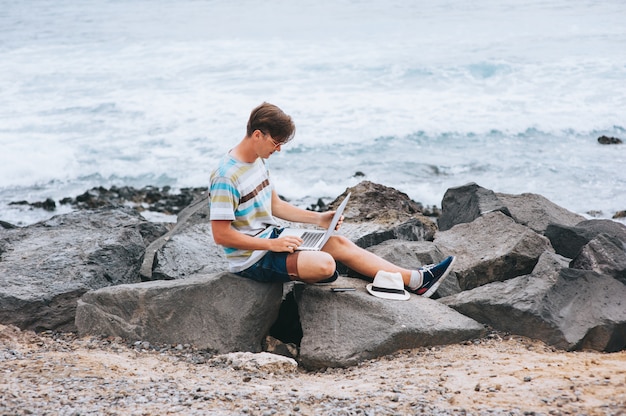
[
  {"left": 208, "top": 351, "right": 298, "bottom": 373},
  {"left": 0, "top": 208, "right": 166, "bottom": 332},
  {"left": 440, "top": 252, "right": 626, "bottom": 352},
  {"left": 2, "top": 180, "right": 625, "bottom": 374},
  {"left": 150, "top": 221, "right": 227, "bottom": 280},
  {"left": 597, "top": 135, "right": 623, "bottom": 144},
  {"left": 328, "top": 181, "right": 432, "bottom": 226},
  {"left": 142, "top": 193, "right": 228, "bottom": 280},
  {"left": 546, "top": 218, "right": 626, "bottom": 259},
  {"left": 10, "top": 185, "right": 208, "bottom": 216},
  {"left": 438, "top": 182, "right": 586, "bottom": 236},
  {"left": 295, "top": 276, "right": 486, "bottom": 369},
  {"left": 438, "top": 182, "right": 511, "bottom": 231},
  {"left": 495, "top": 192, "right": 586, "bottom": 234},
  {"left": 76, "top": 272, "right": 283, "bottom": 353},
  {"left": 570, "top": 233, "right": 626, "bottom": 284},
  {"left": 434, "top": 211, "right": 553, "bottom": 290}
]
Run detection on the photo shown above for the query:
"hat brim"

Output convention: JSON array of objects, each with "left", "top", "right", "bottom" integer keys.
[{"left": 366, "top": 283, "right": 411, "bottom": 301}]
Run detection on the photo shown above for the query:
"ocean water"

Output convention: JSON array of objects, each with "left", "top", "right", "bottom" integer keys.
[{"left": 1, "top": 0, "right": 625, "bottom": 226}]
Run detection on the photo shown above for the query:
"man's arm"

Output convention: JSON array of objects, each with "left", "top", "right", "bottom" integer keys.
[
  {"left": 271, "top": 190, "right": 322, "bottom": 224},
  {"left": 211, "top": 220, "right": 303, "bottom": 253},
  {"left": 212, "top": 220, "right": 271, "bottom": 250},
  {"left": 271, "top": 190, "right": 341, "bottom": 230}
]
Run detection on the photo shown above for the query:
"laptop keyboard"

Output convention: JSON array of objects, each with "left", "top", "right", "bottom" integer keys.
[{"left": 301, "top": 231, "right": 324, "bottom": 247}]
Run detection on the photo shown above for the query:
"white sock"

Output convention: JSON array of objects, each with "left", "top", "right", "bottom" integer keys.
[{"left": 409, "top": 270, "right": 423, "bottom": 290}]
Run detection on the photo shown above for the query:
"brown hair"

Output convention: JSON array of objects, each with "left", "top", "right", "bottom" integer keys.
[{"left": 246, "top": 102, "right": 296, "bottom": 144}]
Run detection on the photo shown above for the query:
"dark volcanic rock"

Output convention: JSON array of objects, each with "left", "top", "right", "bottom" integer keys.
[
  {"left": 570, "top": 233, "right": 626, "bottom": 284},
  {"left": 438, "top": 182, "right": 511, "bottom": 232},
  {"left": 328, "top": 181, "right": 430, "bottom": 225},
  {"left": 434, "top": 211, "right": 553, "bottom": 290},
  {"left": 597, "top": 135, "right": 623, "bottom": 145},
  {"left": 440, "top": 251, "right": 626, "bottom": 352},
  {"left": 76, "top": 272, "right": 283, "bottom": 353},
  {"left": 296, "top": 276, "right": 485, "bottom": 369},
  {"left": 545, "top": 219, "right": 626, "bottom": 259},
  {"left": 0, "top": 208, "right": 167, "bottom": 332},
  {"left": 495, "top": 192, "right": 585, "bottom": 235},
  {"left": 3, "top": 180, "right": 625, "bottom": 363},
  {"left": 12, "top": 186, "right": 208, "bottom": 217}
]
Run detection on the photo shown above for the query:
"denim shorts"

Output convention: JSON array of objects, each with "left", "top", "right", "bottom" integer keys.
[
  {"left": 235, "top": 228, "right": 293, "bottom": 283},
  {"left": 236, "top": 250, "right": 293, "bottom": 283},
  {"left": 236, "top": 228, "right": 340, "bottom": 283}
]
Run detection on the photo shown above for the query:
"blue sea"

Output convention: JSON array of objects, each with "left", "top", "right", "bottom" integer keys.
[{"left": 1, "top": 0, "right": 625, "bottom": 226}]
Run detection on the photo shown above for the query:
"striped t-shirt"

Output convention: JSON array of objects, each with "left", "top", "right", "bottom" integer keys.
[{"left": 209, "top": 153, "right": 278, "bottom": 272}]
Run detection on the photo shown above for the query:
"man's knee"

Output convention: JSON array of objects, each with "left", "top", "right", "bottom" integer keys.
[
  {"left": 297, "top": 251, "right": 336, "bottom": 281},
  {"left": 317, "top": 255, "right": 336, "bottom": 277}
]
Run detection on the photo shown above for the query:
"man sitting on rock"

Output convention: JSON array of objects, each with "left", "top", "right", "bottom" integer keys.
[{"left": 209, "top": 102, "right": 454, "bottom": 297}]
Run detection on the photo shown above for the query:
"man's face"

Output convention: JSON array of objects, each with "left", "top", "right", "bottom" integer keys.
[{"left": 260, "top": 131, "right": 283, "bottom": 158}]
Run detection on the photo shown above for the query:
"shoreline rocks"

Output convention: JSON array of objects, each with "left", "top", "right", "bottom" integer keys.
[
  {"left": 9, "top": 185, "right": 209, "bottom": 218},
  {"left": 2, "top": 180, "right": 625, "bottom": 369},
  {"left": 6, "top": 183, "right": 626, "bottom": 226},
  {"left": 0, "top": 208, "right": 168, "bottom": 332}
]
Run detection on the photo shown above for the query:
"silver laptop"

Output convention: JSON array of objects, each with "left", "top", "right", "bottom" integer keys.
[{"left": 280, "top": 193, "right": 351, "bottom": 251}]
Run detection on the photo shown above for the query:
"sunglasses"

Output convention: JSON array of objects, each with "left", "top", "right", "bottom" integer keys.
[{"left": 260, "top": 130, "right": 284, "bottom": 149}]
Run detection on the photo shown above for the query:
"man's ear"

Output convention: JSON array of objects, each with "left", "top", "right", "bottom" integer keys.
[{"left": 250, "top": 129, "right": 263, "bottom": 142}]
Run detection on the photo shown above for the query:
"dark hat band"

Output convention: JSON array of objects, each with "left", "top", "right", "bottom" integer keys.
[{"left": 371, "top": 286, "right": 406, "bottom": 295}]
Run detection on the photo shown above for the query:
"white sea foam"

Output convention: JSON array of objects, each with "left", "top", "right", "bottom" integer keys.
[{"left": 1, "top": 0, "right": 625, "bottom": 225}]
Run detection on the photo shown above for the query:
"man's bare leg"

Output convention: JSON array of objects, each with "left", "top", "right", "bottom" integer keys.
[
  {"left": 294, "top": 235, "right": 455, "bottom": 298},
  {"left": 293, "top": 250, "right": 338, "bottom": 284},
  {"left": 320, "top": 235, "right": 413, "bottom": 284}
]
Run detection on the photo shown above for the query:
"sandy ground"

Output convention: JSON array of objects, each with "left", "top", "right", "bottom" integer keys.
[{"left": 1, "top": 324, "right": 625, "bottom": 416}]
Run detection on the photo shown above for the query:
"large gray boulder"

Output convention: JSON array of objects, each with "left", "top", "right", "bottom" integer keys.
[
  {"left": 434, "top": 211, "right": 553, "bottom": 290},
  {"left": 0, "top": 208, "right": 165, "bottom": 332},
  {"left": 76, "top": 272, "right": 283, "bottom": 353},
  {"left": 142, "top": 193, "right": 228, "bottom": 280},
  {"left": 150, "top": 221, "right": 227, "bottom": 280},
  {"left": 545, "top": 219, "right": 626, "bottom": 259},
  {"left": 440, "top": 252, "right": 626, "bottom": 352},
  {"left": 438, "top": 182, "right": 511, "bottom": 231},
  {"left": 295, "top": 276, "right": 486, "bottom": 369},
  {"left": 571, "top": 233, "right": 626, "bottom": 284},
  {"left": 438, "top": 183, "right": 586, "bottom": 235},
  {"left": 495, "top": 192, "right": 586, "bottom": 235}
]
